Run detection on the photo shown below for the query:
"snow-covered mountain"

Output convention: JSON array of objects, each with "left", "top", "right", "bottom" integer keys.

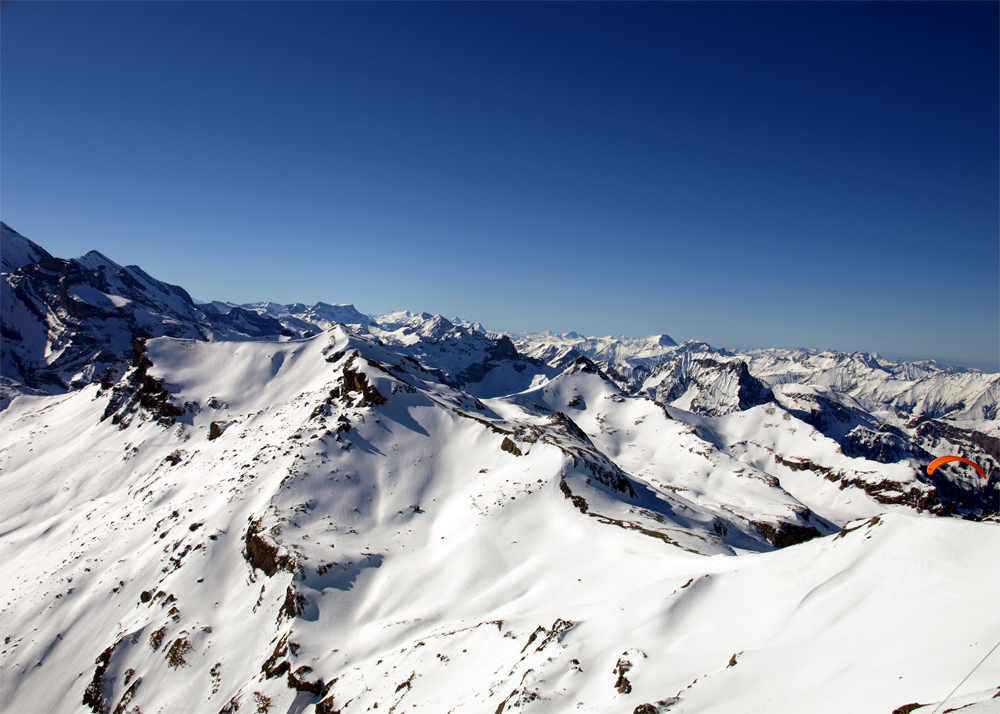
[
  {"left": 2, "top": 225, "right": 998, "bottom": 713},
  {"left": 4, "top": 327, "right": 998, "bottom": 714},
  {"left": 515, "top": 331, "right": 679, "bottom": 369},
  {"left": 197, "top": 304, "right": 550, "bottom": 399},
  {"left": 0, "top": 222, "right": 52, "bottom": 274},
  {"left": 740, "top": 348, "right": 999, "bottom": 422},
  {"left": 1, "top": 223, "right": 293, "bottom": 395},
  {"left": 515, "top": 331, "right": 999, "bottom": 424}
]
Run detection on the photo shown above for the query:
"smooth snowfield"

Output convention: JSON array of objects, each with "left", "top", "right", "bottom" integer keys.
[{"left": 1, "top": 331, "right": 998, "bottom": 714}]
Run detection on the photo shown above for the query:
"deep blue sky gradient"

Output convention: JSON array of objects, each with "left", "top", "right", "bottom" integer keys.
[{"left": 2, "top": 2, "right": 997, "bottom": 369}]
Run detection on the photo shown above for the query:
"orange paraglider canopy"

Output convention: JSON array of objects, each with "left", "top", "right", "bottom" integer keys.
[{"left": 927, "top": 455, "right": 986, "bottom": 480}]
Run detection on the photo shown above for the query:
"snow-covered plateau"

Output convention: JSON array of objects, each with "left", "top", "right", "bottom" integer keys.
[{"left": 1, "top": 224, "right": 998, "bottom": 714}]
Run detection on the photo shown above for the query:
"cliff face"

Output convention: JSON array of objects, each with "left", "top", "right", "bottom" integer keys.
[{"left": 1, "top": 230, "right": 287, "bottom": 394}]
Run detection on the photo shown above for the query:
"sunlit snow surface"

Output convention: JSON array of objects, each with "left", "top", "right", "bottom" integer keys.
[{"left": 1, "top": 329, "right": 997, "bottom": 714}]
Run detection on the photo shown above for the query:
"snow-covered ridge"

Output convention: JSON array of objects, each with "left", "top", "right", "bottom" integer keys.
[
  {"left": 514, "top": 330, "right": 678, "bottom": 368},
  {"left": 739, "top": 347, "right": 999, "bottom": 422},
  {"left": 2, "top": 224, "right": 998, "bottom": 712},
  {"left": 4, "top": 223, "right": 995, "bottom": 428},
  {"left": 0, "top": 222, "right": 52, "bottom": 274},
  {"left": 514, "top": 330, "right": 998, "bottom": 424},
  {"left": 2, "top": 326, "right": 997, "bottom": 713}
]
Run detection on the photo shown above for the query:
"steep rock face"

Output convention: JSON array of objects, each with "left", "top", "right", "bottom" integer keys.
[
  {"left": 841, "top": 426, "right": 930, "bottom": 464},
  {"left": 905, "top": 416, "right": 1000, "bottom": 512},
  {"left": 99, "top": 338, "right": 188, "bottom": 428},
  {"left": 364, "top": 314, "right": 549, "bottom": 398},
  {"left": 641, "top": 352, "right": 774, "bottom": 417},
  {"left": 0, "top": 227, "right": 288, "bottom": 395}
]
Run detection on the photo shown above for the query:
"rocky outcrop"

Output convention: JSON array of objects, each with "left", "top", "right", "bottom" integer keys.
[
  {"left": 243, "top": 518, "right": 296, "bottom": 578},
  {"left": 842, "top": 426, "right": 931, "bottom": 464},
  {"left": 451, "top": 334, "right": 541, "bottom": 389},
  {"left": 100, "top": 338, "right": 185, "bottom": 427},
  {"left": 501, "top": 436, "right": 523, "bottom": 456},
  {"left": 644, "top": 352, "right": 774, "bottom": 416},
  {"left": 331, "top": 357, "right": 387, "bottom": 407},
  {"left": 82, "top": 637, "right": 124, "bottom": 714},
  {"left": 752, "top": 519, "right": 821, "bottom": 548},
  {"left": 208, "top": 420, "right": 233, "bottom": 441}
]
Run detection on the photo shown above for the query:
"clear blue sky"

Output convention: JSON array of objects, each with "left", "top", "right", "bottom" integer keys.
[{"left": 2, "top": 2, "right": 997, "bottom": 370}]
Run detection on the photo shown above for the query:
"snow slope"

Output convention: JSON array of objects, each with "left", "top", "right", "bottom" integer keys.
[
  {"left": 2, "top": 225, "right": 998, "bottom": 713},
  {"left": 2, "top": 328, "right": 998, "bottom": 714}
]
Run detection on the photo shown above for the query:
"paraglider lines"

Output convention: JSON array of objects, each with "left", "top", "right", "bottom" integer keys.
[{"left": 927, "top": 639, "right": 1000, "bottom": 714}]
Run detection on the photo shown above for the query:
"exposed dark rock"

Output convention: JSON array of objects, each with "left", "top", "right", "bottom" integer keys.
[
  {"left": 208, "top": 420, "right": 231, "bottom": 441},
  {"left": 643, "top": 353, "right": 774, "bottom": 416},
  {"left": 288, "top": 665, "right": 324, "bottom": 695},
  {"left": 488, "top": 334, "right": 520, "bottom": 362},
  {"left": 781, "top": 391, "right": 856, "bottom": 433},
  {"left": 612, "top": 656, "right": 633, "bottom": 694},
  {"left": 83, "top": 638, "right": 122, "bottom": 714},
  {"left": 331, "top": 357, "right": 387, "bottom": 407},
  {"left": 98, "top": 360, "right": 129, "bottom": 392},
  {"left": 850, "top": 476, "right": 941, "bottom": 511},
  {"left": 315, "top": 695, "right": 341, "bottom": 714},
  {"left": 909, "top": 416, "right": 999, "bottom": 465},
  {"left": 843, "top": 426, "right": 931, "bottom": 464},
  {"left": 752, "top": 520, "right": 821, "bottom": 548},
  {"left": 451, "top": 334, "right": 540, "bottom": 388},
  {"left": 148, "top": 626, "right": 166, "bottom": 651},
  {"left": 500, "top": 436, "right": 522, "bottom": 457},
  {"left": 111, "top": 676, "right": 141, "bottom": 714},
  {"left": 2, "top": 226, "right": 292, "bottom": 394},
  {"left": 560, "top": 478, "right": 589, "bottom": 514},
  {"left": 244, "top": 518, "right": 295, "bottom": 578},
  {"left": 773, "top": 454, "right": 833, "bottom": 477},
  {"left": 519, "top": 618, "right": 574, "bottom": 655},
  {"left": 262, "top": 634, "right": 292, "bottom": 680},
  {"left": 582, "top": 459, "right": 638, "bottom": 499},
  {"left": 101, "top": 338, "right": 184, "bottom": 427},
  {"left": 166, "top": 635, "right": 193, "bottom": 668},
  {"left": 278, "top": 585, "right": 306, "bottom": 623},
  {"left": 547, "top": 411, "right": 591, "bottom": 444},
  {"left": 254, "top": 634, "right": 334, "bottom": 704}
]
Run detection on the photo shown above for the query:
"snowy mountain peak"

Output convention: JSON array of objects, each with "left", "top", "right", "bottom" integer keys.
[
  {"left": 75, "top": 249, "right": 123, "bottom": 273},
  {"left": 1, "top": 225, "right": 998, "bottom": 714},
  {"left": 1, "top": 221, "right": 52, "bottom": 273}
]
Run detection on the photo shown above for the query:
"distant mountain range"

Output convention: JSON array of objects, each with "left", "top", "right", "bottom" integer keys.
[{"left": 2, "top": 222, "right": 998, "bottom": 713}]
